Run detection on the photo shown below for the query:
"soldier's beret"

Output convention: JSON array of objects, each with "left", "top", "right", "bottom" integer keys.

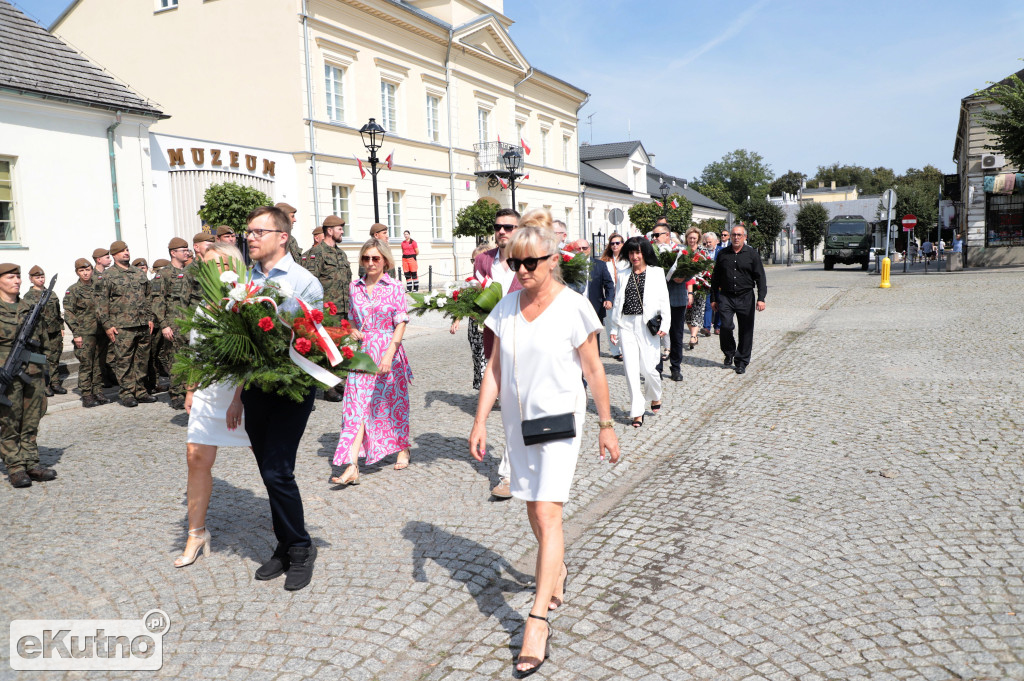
[
  {"left": 152, "top": 258, "right": 170, "bottom": 269},
  {"left": 0, "top": 263, "right": 20, "bottom": 277},
  {"left": 168, "top": 237, "right": 189, "bottom": 251},
  {"left": 323, "top": 215, "right": 345, "bottom": 228},
  {"left": 110, "top": 240, "right": 128, "bottom": 255},
  {"left": 370, "top": 223, "right": 388, "bottom": 236},
  {"left": 74, "top": 258, "right": 91, "bottom": 270},
  {"left": 216, "top": 225, "right": 235, "bottom": 237},
  {"left": 28, "top": 265, "right": 44, "bottom": 276},
  {"left": 193, "top": 231, "right": 215, "bottom": 244},
  {"left": 275, "top": 202, "right": 297, "bottom": 213},
  {"left": 92, "top": 248, "right": 109, "bottom": 260},
  {"left": 132, "top": 258, "right": 148, "bottom": 268},
  {"left": 312, "top": 226, "right": 324, "bottom": 236}
]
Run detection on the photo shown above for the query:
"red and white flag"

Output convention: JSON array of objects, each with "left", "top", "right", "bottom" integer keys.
[
  {"left": 522, "top": 173, "right": 530, "bottom": 181},
  {"left": 385, "top": 149, "right": 394, "bottom": 170},
  {"left": 671, "top": 198, "right": 680, "bottom": 209},
  {"left": 498, "top": 177, "right": 509, "bottom": 189},
  {"left": 520, "top": 136, "right": 531, "bottom": 155},
  {"left": 654, "top": 200, "right": 663, "bottom": 208},
  {"left": 353, "top": 155, "right": 366, "bottom": 179},
  {"left": 497, "top": 133, "right": 501, "bottom": 143},
  {"left": 753, "top": 219, "right": 759, "bottom": 227}
]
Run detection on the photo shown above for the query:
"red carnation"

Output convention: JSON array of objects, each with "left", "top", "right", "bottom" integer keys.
[
  {"left": 692, "top": 255, "right": 700, "bottom": 262},
  {"left": 310, "top": 308, "right": 324, "bottom": 324},
  {"left": 294, "top": 337, "right": 312, "bottom": 355},
  {"left": 341, "top": 320, "right": 352, "bottom": 333},
  {"left": 341, "top": 346, "right": 354, "bottom": 360},
  {"left": 258, "top": 316, "right": 275, "bottom": 332},
  {"left": 325, "top": 301, "right": 338, "bottom": 315},
  {"left": 562, "top": 254, "right": 572, "bottom": 262},
  {"left": 453, "top": 289, "right": 460, "bottom": 301}
]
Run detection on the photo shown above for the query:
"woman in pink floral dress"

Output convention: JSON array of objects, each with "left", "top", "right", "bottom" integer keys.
[{"left": 330, "top": 239, "right": 413, "bottom": 485}]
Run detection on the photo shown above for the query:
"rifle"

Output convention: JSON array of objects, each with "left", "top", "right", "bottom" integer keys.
[{"left": 0, "top": 274, "right": 56, "bottom": 406}]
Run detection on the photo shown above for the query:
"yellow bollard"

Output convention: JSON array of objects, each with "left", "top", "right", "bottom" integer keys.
[{"left": 879, "top": 257, "right": 891, "bottom": 288}]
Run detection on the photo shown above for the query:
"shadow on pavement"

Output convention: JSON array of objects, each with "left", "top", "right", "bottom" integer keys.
[
  {"left": 424, "top": 389, "right": 477, "bottom": 416},
  {"left": 402, "top": 521, "right": 534, "bottom": 659}
]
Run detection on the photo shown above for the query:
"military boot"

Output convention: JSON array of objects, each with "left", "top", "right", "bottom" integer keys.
[
  {"left": 137, "top": 394, "right": 157, "bottom": 404},
  {"left": 8, "top": 469, "right": 31, "bottom": 488},
  {"left": 50, "top": 383, "right": 67, "bottom": 395},
  {"left": 27, "top": 466, "right": 57, "bottom": 482},
  {"left": 81, "top": 395, "right": 99, "bottom": 408},
  {"left": 323, "top": 387, "right": 343, "bottom": 402}
]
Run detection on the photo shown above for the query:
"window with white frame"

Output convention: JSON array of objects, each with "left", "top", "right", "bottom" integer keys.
[
  {"left": 541, "top": 129, "right": 549, "bottom": 166},
  {"left": 565, "top": 207, "right": 572, "bottom": 229},
  {"left": 380, "top": 81, "right": 397, "bottom": 131},
  {"left": 332, "top": 185, "right": 351, "bottom": 236},
  {"left": 518, "top": 202, "right": 527, "bottom": 215},
  {"left": 431, "top": 195, "right": 444, "bottom": 239},
  {"left": 426, "top": 95, "right": 440, "bottom": 143},
  {"left": 516, "top": 121, "right": 524, "bottom": 145},
  {"left": 562, "top": 135, "right": 571, "bottom": 171},
  {"left": 386, "top": 190, "right": 402, "bottom": 237},
  {"left": 324, "top": 64, "right": 345, "bottom": 123},
  {"left": 157, "top": 0, "right": 177, "bottom": 9},
  {"left": 477, "top": 108, "right": 490, "bottom": 144},
  {"left": 0, "top": 159, "right": 15, "bottom": 242}
]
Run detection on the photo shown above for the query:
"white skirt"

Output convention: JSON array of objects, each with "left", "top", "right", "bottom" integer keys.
[
  {"left": 186, "top": 382, "right": 251, "bottom": 448},
  {"left": 502, "top": 399, "right": 586, "bottom": 503}
]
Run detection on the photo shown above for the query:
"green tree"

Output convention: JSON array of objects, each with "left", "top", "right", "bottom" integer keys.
[
  {"left": 768, "top": 170, "right": 807, "bottom": 198},
  {"left": 689, "top": 181, "right": 739, "bottom": 214},
  {"left": 977, "top": 72, "right": 1024, "bottom": 170},
  {"left": 890, "top": 165, "right": 943, "bottom": 240},
  {"left": 694, "top": 218, "right": 726, "bottom": 235},
  {"left": 794, "top": 201, "right": 829, "bottom": 261},
  {"left": 454, "top": 199, "right": 498, "bottom": 242},
  {"left": 813, "top": 163, "right": 895, "bottom": 195},
  {"left": 197, "top": 182, "right": 273, "bottom": 232},
  {"left": 627, "top": 194, "right": 693, "bottom": 235},
  {"left": 737, "top": 198, "right": 785, "bottom": 258},
  {"left": 697, "top": 149, "right": 774, "bottom": 207}
]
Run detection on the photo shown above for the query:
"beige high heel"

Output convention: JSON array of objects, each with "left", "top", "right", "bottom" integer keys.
[{"left": 174, "top": 527, "right": 211, "bottom": 568}]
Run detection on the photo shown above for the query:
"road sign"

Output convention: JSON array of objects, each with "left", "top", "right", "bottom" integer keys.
[
  {"left": 609, "top": 208, "right": 624, "bottom": 226},
  {"left": 902, "top": 214, "right": 917, "bottom": 232}
]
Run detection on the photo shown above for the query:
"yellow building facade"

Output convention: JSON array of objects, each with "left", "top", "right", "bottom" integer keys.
[{"left": 53, "top": 0, "right": 587, "bottom": 283}]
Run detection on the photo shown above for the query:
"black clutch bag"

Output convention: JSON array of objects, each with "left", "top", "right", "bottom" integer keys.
[
  {"left": 646, "top": 314, "right": 662, "bottom": 335},
  {"left": 521, "top": 413, "right": 577, "bottom": 446}
]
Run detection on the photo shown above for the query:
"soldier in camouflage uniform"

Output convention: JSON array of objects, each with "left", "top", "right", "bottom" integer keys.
[
  {"left": 92, "top": 247, "right": 117, "bottom": 388},
  {"left": 148, "top": 258, "right": 171, "bottom": 388},
  {"left": 301, "top": 226, "right": 323, "bottom": 267},
  {"left": 305, "top": 215, "right": 352, "bottom": 401},
  {"left": 23, "top": 265, "right": 66, "bottom": 396},
  {"left": 63, "top": 258, "right": 105, "bottom": 408},
  {"left": 0, "top": 263, "right": 56, "bottom": 488},
  {"left": 275, "top": 202, "right": 306, "bottom": 266},
  {"left": 132, "top": 257, "right": 161, "bottom": 393},
  {"left": 155, "top": 237, "right": 196, "bottom": 410},
  {"left": 95, "top": 240, "right": 156, "bottom": 407}
]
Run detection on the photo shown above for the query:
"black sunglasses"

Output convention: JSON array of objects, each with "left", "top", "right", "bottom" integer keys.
[
  {"left": 508, "top": 254, "right": 552, "bottom": 272},
  {"left": 493, "top": 223, "right": 516, "bottom": 232},
  {"left": 609, "top": 240, "right": 623, "bottom": 246}
]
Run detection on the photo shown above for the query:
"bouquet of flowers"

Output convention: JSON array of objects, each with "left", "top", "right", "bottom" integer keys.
[
  {"left": 558, "top": 250, "right": 589, "bottom": 287},
  {"left": 173, "top": 259, "right": 377, "bottom": 403},
  {"left": 408, "top": 274, "right": 503, "bottom": 325}
]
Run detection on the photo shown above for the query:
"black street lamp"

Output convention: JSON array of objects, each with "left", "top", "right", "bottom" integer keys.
[
  {"left": 502, "top": 147, "right": 523, "bottom": 209},
  {"left": 659, "top": 180, "right": 670, "bottom": 217},
  {"left": 359, "top": 117, "right": 387, "bottom": 223}
]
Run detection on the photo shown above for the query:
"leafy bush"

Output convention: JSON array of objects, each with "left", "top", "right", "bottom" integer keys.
[
  {"left": 454, "top": 199, "right": 499, "bottom": 241},
  {"left": 197, "top": 182, "right": 274, "bottom": 233}
]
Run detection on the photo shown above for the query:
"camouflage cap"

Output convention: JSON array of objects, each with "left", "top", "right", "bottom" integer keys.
[
  {"left": 110, "top": 240, "right": 128, "bottom": 255},
  {"left": 28, "top": 265, "right": 44, "bottom": 276},
  {"left": 132, "top": 258, "right": 148, "bottom": 268},
  {"left": 275, "top": 202, "right": 297, "bottom": 213},
  {"left": 74, "top": 258, "right": 91, "bottom": 270},
  {"left": 215, "top": 225, "right": 235, "bottom": 237},
  {"left": 168, "top": 237, "right": 189, "bottom": 250},
  {"left": 92, "top": 248, "right": 109, "bottom": 260},
  {"left": 193, "top": 231, "right": 215, "bottom": 244},
  {"left": 323, "top": 215, "right": 345, "bottom": 228},
  {"left": 0, "top": 263, "right": 20, "bottom": 277}
]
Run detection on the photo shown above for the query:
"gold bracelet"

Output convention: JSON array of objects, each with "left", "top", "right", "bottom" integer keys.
[{"left": 598, "top": 420, "right": 614, "bottom": 429}]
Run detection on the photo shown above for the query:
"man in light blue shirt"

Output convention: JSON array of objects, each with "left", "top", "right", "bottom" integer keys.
[{"left": 242, "top": 205, "right": 322, "bottom": 591}]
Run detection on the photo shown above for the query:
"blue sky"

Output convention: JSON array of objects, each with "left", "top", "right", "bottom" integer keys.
[{"left": 14, "top": 0, "right": 1024, "bottom": 183}]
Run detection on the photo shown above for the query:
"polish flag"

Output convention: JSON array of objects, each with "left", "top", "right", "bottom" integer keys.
[
  {"left": 497, "top": 133, "right": 501, "bottom": 143},
  {"left": 522, "top": 173, "right": 530, "bottom": 180},
  {"left": 354, "top": 155, "right": 366, "bottom": 179},
  {"left": 498, "top": 177, "right": 509, "bottom": 189},
  {"left": 654, "top": 200, "right": 663, "bottom": 208},
  {"left": 520, "top": 136, "right": 531, "bottom": 155},
  {"left": 671, "top": 198, "right": 680, "bottom": 209},
  {"left": 385, "top": 150, "right": 395, "bottom": 170},
  {"left": 753, "top": 219, "right": 758, "bottom": 227}
]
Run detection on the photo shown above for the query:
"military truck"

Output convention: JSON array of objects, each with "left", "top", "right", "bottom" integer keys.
[{"left": 823, "top": 215, "right": 872, "bottom": 270}]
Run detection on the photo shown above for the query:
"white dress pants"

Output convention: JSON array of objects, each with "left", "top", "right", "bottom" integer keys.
[
  {"left": 604, "top": 315, "right": 620, "bottom": 355},
  {"left": 618, "top": 314, "right": 662, "bottom": 418}
]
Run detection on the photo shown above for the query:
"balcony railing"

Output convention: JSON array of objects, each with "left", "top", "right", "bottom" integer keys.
[{"left": 474, "top": 141, "right": 523, "bottom": 176}]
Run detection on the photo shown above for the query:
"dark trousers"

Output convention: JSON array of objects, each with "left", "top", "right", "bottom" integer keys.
[
  {"left": 657, "top": 305, "right": 687, "bottom": 373},
  {"left": 717, "top": 290, "right": 756, "bottom": 367},
  {"left": 241, "top": 387, "right": 316, "bottom": 549}
]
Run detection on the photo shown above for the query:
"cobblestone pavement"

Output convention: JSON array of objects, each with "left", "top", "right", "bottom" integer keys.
[{"left": 2, "top": 264, "right": 1022, "bottom": 680}]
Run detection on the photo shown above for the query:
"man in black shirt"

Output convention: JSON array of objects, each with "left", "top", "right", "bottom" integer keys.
[{"left": 710, "top": 224, "right": 767, "bottom": 374}]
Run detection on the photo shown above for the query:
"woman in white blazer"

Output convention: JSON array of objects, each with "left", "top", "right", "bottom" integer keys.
[{"left": 610, "top": 237, "right": 670, "bottom": 427}]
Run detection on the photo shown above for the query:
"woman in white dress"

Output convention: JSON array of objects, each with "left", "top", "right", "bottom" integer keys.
[
  {"left": 610, "top": 236, "right": 670, "bottom": 428},
  {"left": 470, "top": 218, "right": 620, "bottom": 677},
  {"left": 174, "top": 242, "right": 252, "bottom": 568}
]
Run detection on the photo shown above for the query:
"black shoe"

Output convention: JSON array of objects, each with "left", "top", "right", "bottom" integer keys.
[
  {"left": 45, "top": 385, "right": 54, "bottom": 397},
  {"left": 513, "top": 613, "right": 552, "bottom": 678},
  {"left": 670, "top": 369, "right": 683, "bottom": 382},
  {"left": 723, "top": 354, "right": 734, "bottom": 367},
  {"left": 50, "top": 384, "right": 67, "bottom": 395},
  {"left": 137, "top": 393, "right": 157, "bottom": 403},
  {"left": 169, "top": 397, "right": 185, "bottom": 410},
  {"left": 734, "top": 364, "right": 746, "bottom": 375},
  {"left": 323, "top": 387, "right": 343, "bottom": 402},
  {"left": 27, "top": 466, "right": 57, "bottom": 482},
  {"left": 82, "top": 395, "right": 99, "bottom": 408},
  {"left": 284, "top": 545, "right": 317, "bottom": 591},
  {"left": 93, "top": 393, "right": 111, "bottom": 405},
  {"left": 120, "top": 396, "right": 139, "bottom": 408},
  {"left": 255, "top": 545, "right": 290, "bottom": 581},
  {"left": 8, "top": 469, "right": 31, "bottom": 488}
]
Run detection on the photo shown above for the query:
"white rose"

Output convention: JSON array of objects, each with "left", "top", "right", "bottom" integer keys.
[
  {"left": 436, "top": 297, "right": 447, "bottom": 307},
  {"left": 219, "top": 270, "right": 239, "bottom": 284}
]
